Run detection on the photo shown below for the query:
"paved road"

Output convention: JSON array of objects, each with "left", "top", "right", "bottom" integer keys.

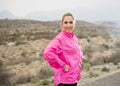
[{"left": 80, "top": 70, "right": 120, "bottom": 86}]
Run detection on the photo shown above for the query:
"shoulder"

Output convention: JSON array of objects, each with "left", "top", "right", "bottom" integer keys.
[
  {"left": 49, "top": 32, "right": 64, "bottom": 45},
  {"left": 55, "top": 32, "right": 64, "bottom": 41},
  {"left": 73, "top": 35, "right": 79, "bottom": 41}
]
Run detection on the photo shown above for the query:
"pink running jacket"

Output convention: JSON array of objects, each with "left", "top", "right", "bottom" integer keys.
[{"left": 44, "top": 29, "right": 83, "bottom": 86}]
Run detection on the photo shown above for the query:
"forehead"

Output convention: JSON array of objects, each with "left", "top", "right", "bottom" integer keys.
[{"left": 63, "top": 16, "right": 74, "bottom": 21}]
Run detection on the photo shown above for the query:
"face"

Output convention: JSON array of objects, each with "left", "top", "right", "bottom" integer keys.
[{"left": 62, "top": 16, "right": 75, "bottom": 32}]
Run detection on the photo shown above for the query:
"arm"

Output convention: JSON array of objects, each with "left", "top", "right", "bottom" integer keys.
[{"left": 44, "top": 38, "right": 66, "bottom": 69}]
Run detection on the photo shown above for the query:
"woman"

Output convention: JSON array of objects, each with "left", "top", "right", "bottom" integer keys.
[{"left": 44, "top": 13, "right": 83, "bottom": 86}]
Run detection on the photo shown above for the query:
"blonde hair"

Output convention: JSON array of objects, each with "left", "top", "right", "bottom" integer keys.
[{"left": 62, "top": 13, "right": 74, "bottom": 22}]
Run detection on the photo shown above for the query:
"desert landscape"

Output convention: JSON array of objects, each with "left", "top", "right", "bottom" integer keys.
[{"left": 0, "top": 19, "right": 120, "bottom": 86}]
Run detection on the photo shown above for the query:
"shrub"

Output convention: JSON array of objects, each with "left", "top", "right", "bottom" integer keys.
[
  {"left": 0, "top": 60, "right": 2, "bottom": 66},
  {"left": 38, "top": 64, "right": 53, "bottom": 79},
  {"left": 41, "top": 79, "right": 50, "bottom": 85},
  {"left": 113, "top": 60, "right": 118, "bottom": 65},
  {"left": 82, "top": 63, "right": 91, "bottom": 70},
  {"left": 117, "top": 65, "right": 120, "bottom": 69},
  {"left": 31, "top": 78, "right": 41, "bottom": 83},
  {"left": 101, "top": 67, "right": 109, "bottom": 72},
  {"left": 15, "top": 74, "right": 31, "bottom": 84},
  {"left": 112, "top": 49, "right": 120, "bottom": 64},
  {"left": 101, "top": 32, "right": 111, "bottom": 41},
  {"left": 90, "top": 52, "right": 104, "bottom": 65},
  {"left": 7, "top": 57, "right": 32, "bottom": 66},
  {"left": 32, "top": 78, "right": 51, "bottom": 86},
  {"left": 15, "top": 41, "right": 28, "bottom": 46},
  {"left": 0, "top": 61, "right": 11, "bottom": 86},
  {"left": 89, "top": 71, "right": 99, "bottom": 78},
  {"left": 83, "top": 45, "right": 93, "bottom": 58}
]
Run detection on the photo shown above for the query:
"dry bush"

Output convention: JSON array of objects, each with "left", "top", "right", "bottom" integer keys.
[
  {"left": 8, "top": 61, "right": 42, "bottom": 85},
  {"left": 102, "top": 49, "right": 120, "bottom": 64},
  {"left": 16, "top": 75, "right": 31, "bottom": 84},
  {"left": 101, "top": 67, "right": 110, "bottom": 72},
  {"left": 12, "top": 72, "right": 32, "bottom": 85},
  {"left": 0, "top": 69, "right": 12, "bottom": 86},
  {"left": 101, "top": 32, "right": 111, "bottom": 41},
  {"left": 0, "top": 42, "right": 7, "bottom": 45},
  {"left": 0, "top": 60, "right": 2, "bottom": 66},
  {"left": 0, "top": 61, "right": 11, "bottom": 86},
  {"left": 117, "top": 65, "right": 120, "bottom": 69},
  {"left": 114, "top": 41, "right": 120, "bottom": 48},
  {"left": 6, "top": 57, "right": 33, "bottom": 66},
  {"left": 15, "top": 41, "right": 28, "bottom": 46},
  {"left": 25, "top": 31, "right": 57, "bottom": 40},
  {"left": 82, "top": 63, "right": 91, "bottom": 71},
  {"left": 41, "top": 79, "right": 51, "bottom": 85},
  {"left": 31, "top": 78, "right": 41, "bottom": 84},
  {"left": 31, "top": 78, "right": 52, "bottom": 86},
  {"left": 112, "top": 49, "right": 120, "bottom": 65},
  {"left": 38, "top": 63, "right": 53, "bottom": 79},
  {"left": 89, "top": 49, "right": 120, "bottom": 65},
  {"left": 89, "top": 71, "right": 99, "bottom": 78},
  {"left": 90, "top": 52, "right": 105, "bottom": 65},
  {"left": 83, "top": 45, "right": 93, "bottom": 58}
]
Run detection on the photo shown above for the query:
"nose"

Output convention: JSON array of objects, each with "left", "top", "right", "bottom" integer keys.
[{"left": 67, "top": 23, "right": 71, "bottom": 26}]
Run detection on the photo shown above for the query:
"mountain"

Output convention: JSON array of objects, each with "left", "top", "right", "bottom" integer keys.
[
  {"left": 0, "top": 19, "right": 108, "bottom": 41},
  {"left": 0, "top": 9, "right": 74, "bottom": 21},
  {"left": 0, "top": 10, "right": 16, "bottom": 19},
  {"left": 95, "top": 21, "right": 120, "bottom": 38},
  {"left": 24, "top": 9, "right": 69, "bottom": 21},
  {"left": 95, "top": 21, "right": 120, "bottom": 28}
]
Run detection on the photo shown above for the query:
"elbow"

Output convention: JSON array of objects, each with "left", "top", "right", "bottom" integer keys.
[
  {"left": 43, "top": 49, "right": 53, "bottom": 61},
  {"left": 43, "top": 49, "right": 56, "bottom": 64}
]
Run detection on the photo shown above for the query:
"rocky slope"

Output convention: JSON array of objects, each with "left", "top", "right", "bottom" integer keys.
[{"left": 0, "top": 19, "right": 120, "bottom": 86}]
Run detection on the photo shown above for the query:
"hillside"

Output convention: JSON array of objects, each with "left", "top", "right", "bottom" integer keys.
[
  {"left": 95, "top": 21, "right": 120, "bottom": 41},
  {"left": 0, "top": 19, "right": 109, "bottom": 44},
  {"left": 0, "top": 19, "right": 120, "bottom": 86}
]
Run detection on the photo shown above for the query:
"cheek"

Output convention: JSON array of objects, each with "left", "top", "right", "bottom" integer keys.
[{"left": 62, "top": 24, "right": 67, "bottom": 27}]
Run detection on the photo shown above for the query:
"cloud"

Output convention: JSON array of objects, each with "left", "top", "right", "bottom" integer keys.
[{"left": 0, "top": 0, "right": 120, "bottom": 21}]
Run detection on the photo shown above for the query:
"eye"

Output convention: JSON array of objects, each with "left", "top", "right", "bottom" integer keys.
[
  {"left": 64, "top": 21, "right": 73, "bottom": 24},
  {"left": 69, "top": 21, "right": 73, "bottom": 24},
  {"left": 64, "top": 21, "right": 68, "bottom": 24}
]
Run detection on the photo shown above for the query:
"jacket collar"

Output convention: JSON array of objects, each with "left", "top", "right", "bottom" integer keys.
[{"left": 62, "top": 29, "right": 74, "bottom": 38}]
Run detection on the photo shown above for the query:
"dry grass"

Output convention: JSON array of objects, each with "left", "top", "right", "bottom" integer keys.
[
  {"left": 38, "top": 63, "right": 53, "bottom": 79},
  {"left": 0, "top": 19, "right": 119, "bottom": 86},
  {"left": 0, "top": 61, "right": 11, "bottom": 86}
]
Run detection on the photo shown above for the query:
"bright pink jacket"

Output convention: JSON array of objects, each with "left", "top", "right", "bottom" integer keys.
[{"left": 44, "top": 29, "right": 83, "bottom": 86}]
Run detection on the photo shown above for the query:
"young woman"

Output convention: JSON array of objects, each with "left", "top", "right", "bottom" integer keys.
[{"left": 44, "top": 13, "right": 83, "bottom": 86}]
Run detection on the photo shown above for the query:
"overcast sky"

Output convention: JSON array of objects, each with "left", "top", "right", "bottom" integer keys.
[{"left": 0, "top": 0, "right": 120, "bottom": 22}]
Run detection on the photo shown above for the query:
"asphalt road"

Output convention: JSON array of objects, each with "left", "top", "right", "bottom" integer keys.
[{"left": 80, "top": 70, "right": 120, "bottom": 86}]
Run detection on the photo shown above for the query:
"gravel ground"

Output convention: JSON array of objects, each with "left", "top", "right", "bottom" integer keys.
[{"left": 79, "top": 70, "right": 120, "bottom": 86}]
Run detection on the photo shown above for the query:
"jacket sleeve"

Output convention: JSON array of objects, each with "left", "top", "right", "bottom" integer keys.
[{"left": 44, "top": 38, "right": 66, "bottom": 69}]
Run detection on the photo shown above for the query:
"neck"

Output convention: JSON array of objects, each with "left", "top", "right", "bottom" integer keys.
[{"left": 63, "top": 29, "right": 73, "bottom": 33}]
